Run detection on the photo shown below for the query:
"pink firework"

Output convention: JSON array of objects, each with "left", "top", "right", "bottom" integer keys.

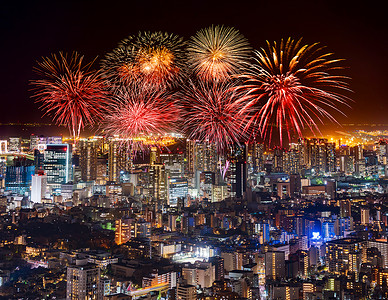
[
  {"left": 104, "top": 86, "right": 179, "bottom": 141},
  {"left": 31, "top": 52, "right": 110, "bottom": 139},
  {"left": 237, "top": 38, "right": 351, "bottom": 144},
  {"left": 179, "top": 80, "right": 250, "bottom": 152}
]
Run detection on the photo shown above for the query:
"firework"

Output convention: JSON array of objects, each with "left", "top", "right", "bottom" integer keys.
[
  {"left": 187, "top": 25, "right": 251, "bottom": 81},
  {"left": 103, "top": 86, "right": 179, "bottom": 145},
  {"left": 179, "top": 80, "right": 249, "bottom": 152},
  {"left": 101, "top": 31, "right": 186, "bottom": 89},
  {"left": 237, "top": 38, "right": 351, "bottom": 144},
  {"left": 31, "top": 52, "right": 109, "bottom": 139}
]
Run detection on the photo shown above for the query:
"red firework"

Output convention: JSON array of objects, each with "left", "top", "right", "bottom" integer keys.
[
  {"left": 237, "top": 38, "right": 351, "bottom": 144},
  {"left": 179, "top": 80, "right": 250, "bottom": 152},
  {"left": 103, "top": 86, "right": 179, "bottom": 141},
  {"left": 31, "top": 52, "right": 110, "bottom": 139}
]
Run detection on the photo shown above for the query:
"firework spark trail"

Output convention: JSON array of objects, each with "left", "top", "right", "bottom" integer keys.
[
  {"left": 179, "top": 80, "right": 250, "bottom": 153},
  {"left": 187, "top": 25, "right": 252, "bottom": 82},
  {"left": 31, "top": 52, "right": 110, "bottom": 139},
  {"left": 103, "top": 86, "right": 179, "bottom": 150},
  {"left": 236, "top": 38, "right": 351, "bottom": 145},
  {"left": 101, "top": 31, "right": 186, "bottom": 89}
]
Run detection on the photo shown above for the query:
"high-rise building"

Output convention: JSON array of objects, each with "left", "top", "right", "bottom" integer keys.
[
  {"left": 340, "top": 199, "right": 352, "bottom": 218},
  {"left": 326, "top": 238, "right": 366, "bottom": 275},
  {"left": 168, "top": 178, "right": 188, "bottom": 206},
  {"left": 66, "top": 263, "right": 103, "bottom": 300},
  {"left": 227, "top": 144, "right": 247, "bottom": 199},
  {"left": 43, "top": 144, "right": 72, "bottom": 193},
  {"left": 149, "top": 163, "right": 167, "bottom": 205},
  {"left": 265, "top": 251, "right": 286, "bottom": 280},
  {"left": 5, "top": 164, "right": 35, "bottom": 195},
  {"left": 115, "top": 218, "right": 135, "bottom": 245},
  {"left": 361, "top": 207, "right": 370, "bottom": 225},
  {"left": 79, "top": 139, "right": 97, "bottom": 182},
  {"left": 31, "top": 172, "right": 47, "bottom": 203}
]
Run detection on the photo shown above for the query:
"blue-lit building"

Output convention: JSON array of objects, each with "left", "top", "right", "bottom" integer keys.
[
  {"left": 43, "top": 144, "right": 72, "bottom": 194},
  {"left": 5, "top": 165, "right": 35, "bottom": 195},
  {"left": 168, "top": 178, "right": 188, "bottom": 206}
]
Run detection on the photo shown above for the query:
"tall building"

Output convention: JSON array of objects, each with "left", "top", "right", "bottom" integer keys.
[
  {"left": 340, "top": 199, "right": 352, "bottom": 218},
  {"left": 326, "top": 238, "right": 366, "bottom": 275},
  {"left": 66, "top": 263, "right": 102, "bottom": 300},
  {"left": 227, "top": 144, "right": 247, "bottom": 199},
  {"left": 79, "top": 139, "right": 97, "bottom": 182},
  {"left": 149, "top": 163, "right": 167, "bottom": 205},
  {"left": 361, "top": 207, "right": 370, "bottom": 225},
  {"left": 115, "top": 218, "right": 135, "bottom": 245},
  {"left": 5, "top": 164, "right": 35, "bottom": 195},
  {"left": 108, "top": 141, "right": 131, "bottom": 182},
  {"left": 168, "top": 178, "right": 188, "bottom": 206},
  {"left": 265, "top": 251, "right": 286, "bottom": 280},
  {"left": 31, "top": 172, "right": 47, "bottom": 203},
  {"left": 43, "top": 144, "right": 72, "bottom": 193}
]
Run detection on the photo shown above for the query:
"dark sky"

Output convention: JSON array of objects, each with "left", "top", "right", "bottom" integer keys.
[{"left": 1, "top": 0, "right": 387, "bottom": 125}]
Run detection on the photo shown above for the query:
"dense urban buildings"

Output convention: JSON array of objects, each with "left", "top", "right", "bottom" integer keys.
[{"left": 1, "top": 131, "right": 388, "bottom": 299}]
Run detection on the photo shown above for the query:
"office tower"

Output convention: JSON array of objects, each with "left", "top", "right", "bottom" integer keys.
[
  {"left": 5, "top": 163, "right": 35, "bottom": 195},
  {"left": 176, "top": 284, "right": 197, "bottom": 300},
  {"left": 168, "top": 178, "right": 188, "bottom": 206},
  {"left": 66, "top": 264, "right": 102, "bottom": 300},
  {"left": 150, "top": 146, "right": 159, "bottom": 165},
  {"left": 325, "top": 142, "right": 336, "bottom": 173},
  {"left": 149, "top": 163, "right": 167, "bottom": 205},
  {"left": 326, "top": 238, "right": 366, "bottom": 274},
  {"left": 8, "top": 137, "right": 21, "bottom": 153},
  {"left": 108, "top": 141, "right": 131, "bottom": 183},
  {"left": 265, "top": 251, "right": 286, "bottom": 280},
  {"left": 361, "top": 207, "right": 370, "bottom": 225},
  {"left": 273, "top": 147, "right": 284, "bottom": 173},
  {"left": 227, "top": 144, "right": 247, "bottom": 199},
  {"left": 115, "top": 218, "right": 135, "bottom": 245},
  {"left": 31, "top": 172, "right": 47, "bottom": 203},
  {"left": 79, "top": 139, "right": 97, "bottom": 182},
  {"left": 195, "top": 142, "right": 217, "bottom": 173},
  {"left": 43, "top": 144, "right": 72, "bottom": 193}
]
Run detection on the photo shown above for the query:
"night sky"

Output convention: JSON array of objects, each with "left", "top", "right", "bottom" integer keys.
[{"left": 1, "top": 0, "right": 387, "bottom": 126}]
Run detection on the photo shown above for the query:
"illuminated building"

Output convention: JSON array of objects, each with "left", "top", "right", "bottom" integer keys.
[
  {"left": 265, "top": 251, "right": 286, "bottom": 280},
  {"left": 176, "top": 284, "right": 197, "bottom": 300},
  {"left": 168, "top": 178, "right": 188, "bottom": 206},
  {"left": 115, "top": 218, "right": 135, "bottom": 245},
  {"left": 5, "top": 161, "right": 34, "bottom": 196},
  {"left": 149, "top": 163, "right": 167, "bottom": 205},
  {"left": 79, "top": 139, "right": 97, "bottom": 182},
  {"left": 31, "top": 172, "right": 47, "bottom": 203},
  {"left": 368, "top": 240, "right": 388, "bottom": 268},
  {"left": 66, "top": 263, "right": 103, "bottom": 300},
  {"left": 361, "top": 207, "right": 370, "bottom": 225},
  {"left": 325, "top": 238, "right": 366, "bottom": 275},
  {"left": 43, "top": 144, "right": 72, "bottom": 193},
  {"left": 227, "top": 144, "right": 247, "bottom": 199}
]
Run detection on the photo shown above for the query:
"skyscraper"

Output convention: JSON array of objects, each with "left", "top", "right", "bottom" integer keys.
[
  {"left": 43, "top": 144, "right": 72, "bottom": 194},
  {"left": 31, "top": 172, "right": 47, "bottom": 203},
  {"left": 79, "top": 139, "right": 97, "bottom": 182}
]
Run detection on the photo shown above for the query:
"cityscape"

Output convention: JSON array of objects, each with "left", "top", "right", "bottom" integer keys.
[
  {"left": 1, "top": 1, "right": 388, "bottom": 300},
  {"left": 0, "top": 129, "right": 388, "bottom": 299}
]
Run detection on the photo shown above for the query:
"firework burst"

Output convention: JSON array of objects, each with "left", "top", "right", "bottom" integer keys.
[
  {"left": 237, "top": 38, "right": 351, "bottom": 144},
  {"left": 31, "top": 52, "right": 109, "bottom": 139},
  {"left": 187, "top": 25, "right": 252, "bottom": 81},
  {"left": 103, "top": 86, "right": 179, "bottom": 148},
  {"left": 179, "top": 80, "right": 250, "bottom": 152},
  {"left": 101, "top": 31, "right": 186, "bottom": 89}
]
